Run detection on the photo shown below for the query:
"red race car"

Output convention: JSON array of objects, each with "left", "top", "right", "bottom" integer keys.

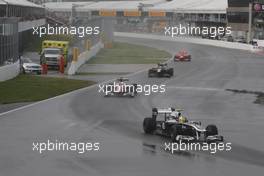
[{"left": 174, "top": 50, "right": 191, "bottom": 62}]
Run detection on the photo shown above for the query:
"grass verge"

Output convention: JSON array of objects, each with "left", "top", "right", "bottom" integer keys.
[
  {"left": 87, "top": 42, "right": 171, "bottom": 64},
  {"left": 0, "top": 75, "right": 95, "bottom": 104}
]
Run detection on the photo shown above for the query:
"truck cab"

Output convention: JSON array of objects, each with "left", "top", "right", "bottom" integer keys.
[{"left": 40, "top": 48, "right": 63, "bottom": 66}]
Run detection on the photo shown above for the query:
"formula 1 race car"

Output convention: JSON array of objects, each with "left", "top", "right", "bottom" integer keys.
[
  {"left": 104, "top": 77, "right": 138, "bottom": 97},
  {"left": 143, "top": 108, "right": 224, "bottom": 142},
  {"left": 148, "top": 63, "right": 174, "bottom": 78},
  {"left": 174, "top": 50, "right": 191, "bottom": 62}
]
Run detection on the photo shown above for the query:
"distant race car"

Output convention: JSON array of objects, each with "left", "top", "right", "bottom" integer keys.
[
  {"left": 174, "top": 50, "right": 191, "bottom": 62},
  {"left": 104, "top": 77, "right": 138, "bottom": 97},
  {"left": 21, "top": 57, "right": 42, "bottom": 75},
  {"left": 143, "top": 108, "right": 224, "bottom": 142},
  {"left": 148, "top": 63, "right": 173, "bottom": 78}
]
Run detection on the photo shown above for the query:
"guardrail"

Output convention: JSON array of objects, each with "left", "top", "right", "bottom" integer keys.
[{"left": 114, "top": 32, "right": 263, "bottom": 52}]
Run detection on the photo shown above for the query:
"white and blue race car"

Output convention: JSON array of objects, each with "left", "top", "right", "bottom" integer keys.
[{"left": 143, "top": 108, "right": 224, "bottom": 142}]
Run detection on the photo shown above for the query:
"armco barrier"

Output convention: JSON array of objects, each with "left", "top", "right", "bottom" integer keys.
[
  {"left": 114, "top": 32, "right": 254, "bottom": 51},
  {"left": 0, "top": 60, "right": 20, "bottom": 82},
  {"left": 68, "top": 42, "right": 104, "bottom": 75}
]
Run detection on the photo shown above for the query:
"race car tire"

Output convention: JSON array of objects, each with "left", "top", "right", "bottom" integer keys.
[
  {"left": 206, "top": 124, "right": 218, "bottom": 136},
  {"left": 148, "top": 70, "right": 155, "bottom": 77},
  {"left": 143, "top": 118, "right": 156, "bottom": 134},
  {"left": 219, "top": 136, "right": 224, "bottom": 142},
  {"left": 127, "top": 84, "right": 137, "bottom": 94},
  {"left": 105, "top": 84, "right": 113, "bottom": 92},
  {"left": 133, "top": 84, "right": 138, "bottom": 93},
  {"left": 152, "top": 108, "right": 158, "bottom": 114},
  {"left": 174, "top": 56, "right": 181, "bottom": 62},
  {"left": 169, "top": 68, "right": 174, "bottom": 77},
  {"left": 129, "top": 92, "right": 135, "bottom": 98},
  {"left": 170, "top": 125, "right": 179, "bottom": 142},
  {"left": 165, "top": 72, "right": 171, "bottom": 78}
]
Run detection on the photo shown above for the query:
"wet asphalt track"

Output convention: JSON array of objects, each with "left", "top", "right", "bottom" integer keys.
[{"left": 0, "top": 36, "right": 264, "bottom": 176}]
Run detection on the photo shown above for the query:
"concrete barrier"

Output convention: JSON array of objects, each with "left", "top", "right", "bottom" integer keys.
[
  {"left": 0, "top": 60, "right": 20, "bottom": 82},
  {"left": 68, "top": 42, "right": 104, "bottom": 75},
  {"left": 114, "top": 32, "right": 254, "bottom": 51}
]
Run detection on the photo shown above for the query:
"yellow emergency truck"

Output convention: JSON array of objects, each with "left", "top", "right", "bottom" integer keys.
[{"left": 40, "top": 40, "right": 69, "bottom": 67}]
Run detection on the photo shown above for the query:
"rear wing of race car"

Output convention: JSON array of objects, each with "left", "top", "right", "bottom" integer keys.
[
  {"left": 157, "top": 63, "right": 168, "bottom": 67},
  {"left": 116, "top": 77, "right": 129, "bottom": 82},
  {"left": 152, "top": 107, "right": 184, "bottom": 114}
]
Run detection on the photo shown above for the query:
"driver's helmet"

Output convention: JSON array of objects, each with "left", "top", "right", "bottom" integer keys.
[
  {"left": 118, "top": 78, "right": 124, "bottom": 82},
  {"left": 170, "top": 111, "right": 179, "bottom": 118},
  {"left": 179, "top": 116, "right": 187, "bottom": 123},
  {"left": 170, "top": 110, "right": 180, "bottom": 121}
]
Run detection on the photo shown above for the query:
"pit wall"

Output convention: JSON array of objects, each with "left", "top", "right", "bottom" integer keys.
[
  {"left": 114, "top": 32, "right": 263, "bottom": 52},
  {"left": 68, "top": 41, "right": 104, "bottom": 75},
  {"left": 0, "top": 61, "right": 20, "bottom": 82}
]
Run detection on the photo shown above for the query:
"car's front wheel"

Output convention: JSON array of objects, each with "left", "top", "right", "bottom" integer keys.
[
  {"left": 206, "top": 124, "right": 218, "bottom": 136},
  {"left": 143, "top": 118, "right": 156, "bottom": 134},
  {"left": 168, "top": 68, "right": 174, "bottom": 77}
]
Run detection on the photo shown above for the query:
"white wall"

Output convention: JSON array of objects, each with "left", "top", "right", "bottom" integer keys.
[
  {"left": 114, "top": 32, "right": 254, "bottom": 51},
  {"left": 68, "top": 42, "right": 104, "bottom": 75},
  {"left": 0, "top": 60, "right": 20, "bottom": 82}
]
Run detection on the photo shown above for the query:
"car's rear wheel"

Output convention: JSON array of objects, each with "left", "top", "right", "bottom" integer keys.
[
  {"left": 206, "top": 124, "right": 218, "bottom": 136},
  {"left": 148, "top": 70, "right": 154, "bottom": 77},
  {"left": 143, "top": 118, "right": 156, "bottom": 134},
  {"left": 170, "top": 125, "right": 179, "bottom": 142},
  {"left": 168, "top": 68, "right": 174, "bottom": 77}
]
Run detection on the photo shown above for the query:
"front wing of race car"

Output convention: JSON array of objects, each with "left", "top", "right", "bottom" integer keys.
[
  {"left": 148, "top": 68, "right": 173, "bottom": 77},
  {"left": 104, "top": 83, "right": 137, "bottom": 97},
  {"left": 205, "top": 135, "right": 224, "bottom": 142},
  {"left": 105, "top": 91, "right": 136, "bottom": 97},
  {"left": 174, "top": 55, "right": 191, "bottom": 61},
  {"left": 175, "top": 134, "right": 224, "bottom": 143}
]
